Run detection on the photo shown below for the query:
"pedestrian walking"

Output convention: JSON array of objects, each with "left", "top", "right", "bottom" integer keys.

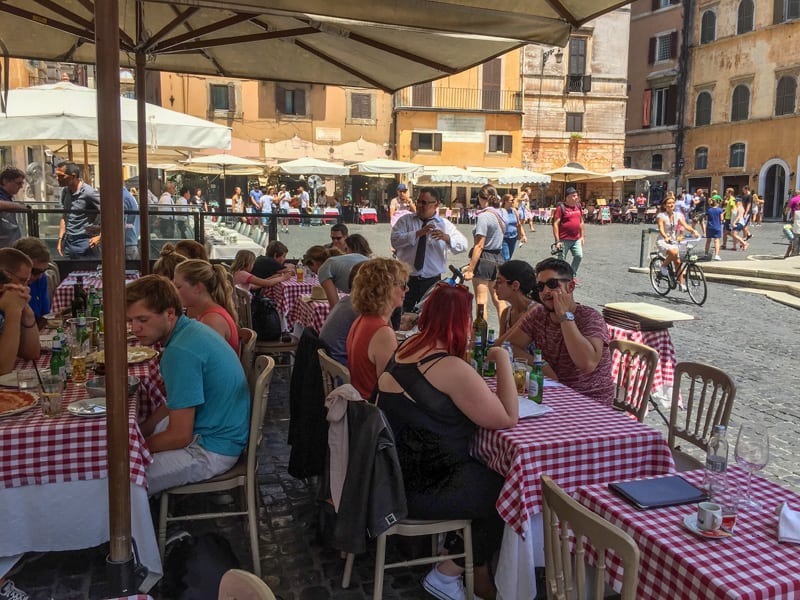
[{"left": 552, "top": 186, "right": 585, "bottom": 277}]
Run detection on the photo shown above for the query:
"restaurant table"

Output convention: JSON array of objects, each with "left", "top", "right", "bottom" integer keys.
[
  {"left": 204, "top": 224, "right": 265, "bottom": 261},
  {"left": 472, "top": 381, "right": 675, "bottom": 599},
  {"left": 287, "top": 297, "right": 332, "bottom": 334},
  {"left": 575, "top": 467, "right": 800, "bottom": 599},
  {"left": 264, "top": 272, "right": 319, "bottom": 322},
  {"left": 52, "top": 270, "right": 141, "bottom": 314},
  {"left": 0, "top": 354, "right": 165, "bottom": 591},
  {"left": 607, "top": 323, "right": 676, "bottom": 406},
  {"left": 358, "top": 207, "right": 378, "bottom": 223}
]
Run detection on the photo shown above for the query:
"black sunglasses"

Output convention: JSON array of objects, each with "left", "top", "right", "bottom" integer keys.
[
  {"left": 536, "top": 278, "right": 571, "bottom": 292},
  {"left": 30, "top": 267, "right": 46, "bottom": 276}
]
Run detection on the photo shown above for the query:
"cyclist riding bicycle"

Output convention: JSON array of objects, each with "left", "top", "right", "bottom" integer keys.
[{"left": 656, "top": 193, "right": 701, "bottom": 292}]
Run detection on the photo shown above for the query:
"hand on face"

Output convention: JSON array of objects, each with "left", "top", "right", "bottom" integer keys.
[
  {"left": 548, "top": 286, "right": 575, "bottom": 318},
  {"left": 0, "top": 283, "right": 32, "bottom": 313}
]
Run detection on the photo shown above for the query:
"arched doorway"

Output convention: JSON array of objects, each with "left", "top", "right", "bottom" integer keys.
[{"left": 762, "top": 163, "right": 788, "bottom": 219}]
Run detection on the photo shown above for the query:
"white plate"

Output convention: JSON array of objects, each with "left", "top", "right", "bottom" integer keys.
[
  {"left": 518, "top": 399, "right": 553, "bottom": 419},
  {"left": 682, "top": 514, "right": 734, "bottom": 539},
  {"left": 67, "top": 397, "right": 107, "bottom": 417},
  {"left": 0, "top": 372, "right": 19, "bottom": 388}
]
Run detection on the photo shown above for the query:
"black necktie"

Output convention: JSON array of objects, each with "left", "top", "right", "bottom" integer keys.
[{"left": 414, "top": 218, "right": 432, "bottom": 271}]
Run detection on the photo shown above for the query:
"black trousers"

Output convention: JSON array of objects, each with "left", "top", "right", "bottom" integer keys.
[{"left": 403, "top": 275, "right": 441, "bottom": 313}]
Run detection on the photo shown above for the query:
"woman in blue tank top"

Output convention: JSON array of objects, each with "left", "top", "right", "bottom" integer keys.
[{"left": 501, "top": 194, "right": 527, "bottom": 261}]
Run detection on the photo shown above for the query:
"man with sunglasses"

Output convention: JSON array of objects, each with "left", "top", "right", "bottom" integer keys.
[
  {"left": 505, "top": 258, "right": 613, "bottom": 405},
  {"left": 391, "top": 187, "right": 468, "bottom": 312},
  {"left": 0, "top": 166, "right": 29, "bottom": 249},
  {"left": 325, "top": 223, "right": 349, "bottom": 252},
  {"left": 55, "top": 161, "right": 102, "bottom": 259},
  {"left": 13, "top": 237, "right": 51, "bottom": 326}
]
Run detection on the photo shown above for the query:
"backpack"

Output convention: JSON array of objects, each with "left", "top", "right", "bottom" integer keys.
[
  {"left": 251, "top": 292, "right": 282, "bottom": 341},
  {"left": 161, "top": 532, "right": 240, "bottom": 600}
]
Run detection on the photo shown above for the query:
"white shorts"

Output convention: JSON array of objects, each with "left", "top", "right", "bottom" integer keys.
[{"left": 656, "top": 238, "right": 678, "bottom": 254}]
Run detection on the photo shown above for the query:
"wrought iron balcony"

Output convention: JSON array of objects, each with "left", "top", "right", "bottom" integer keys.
[{"left": 394, "top": 86, "right": 523, "bottom": 112}]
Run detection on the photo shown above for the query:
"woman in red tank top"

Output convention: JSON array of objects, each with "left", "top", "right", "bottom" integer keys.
[
  {"left": 173, "top": 259, "right": 239, "bottom": 353},
  {"left": 346, "top": 258, "right": 409, "bottom": 400}
]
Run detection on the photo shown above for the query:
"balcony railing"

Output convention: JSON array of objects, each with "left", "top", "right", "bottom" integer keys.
[{"left": 394, "top": 87, "right": 523, "bottom": 112}]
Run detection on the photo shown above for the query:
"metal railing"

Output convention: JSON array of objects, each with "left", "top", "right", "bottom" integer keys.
[{"left": 393, "top": 87, "right": 523, "bottom": 112}]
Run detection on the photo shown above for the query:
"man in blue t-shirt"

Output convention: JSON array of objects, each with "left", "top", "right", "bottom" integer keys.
[
  {"left": 13, "top": 237, "right": 51, "bottom": 325},
  {"left": 126, "top": 275, "right": 251, "bottom": 496}
]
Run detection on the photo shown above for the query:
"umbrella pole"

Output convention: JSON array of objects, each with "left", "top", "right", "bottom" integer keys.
[
  {"left": 97, "top": 0, "right": 140, "bottom": 593},
  {"left": 135, "top": 49, "right": 150, "bottom": 274}
]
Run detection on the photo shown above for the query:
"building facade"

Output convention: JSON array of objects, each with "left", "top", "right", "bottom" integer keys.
[{"left": 682, "top": 0, "right": 800, "bottom": 218}]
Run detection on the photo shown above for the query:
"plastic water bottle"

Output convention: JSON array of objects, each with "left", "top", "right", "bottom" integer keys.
[{"left": 704, "top": 425, "right": 729, "bottom": 499}]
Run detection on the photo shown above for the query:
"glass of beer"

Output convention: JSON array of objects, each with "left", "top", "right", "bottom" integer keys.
[
  {"left": 513, "top": 360, "right": 529, "bottom": 394},
  {"left": 69, "top": 343, "right": 89, "bottom": 385},
  {"left": 40, "top": 373, "right": 65, "bottom": 417}
]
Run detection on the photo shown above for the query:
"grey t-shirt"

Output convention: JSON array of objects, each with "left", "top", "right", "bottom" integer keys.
[
  {"left": 317, "top": 254, "right": 368, "bottom": 292},
  {"left": 474, "top": 209, "right": 504, "bottom": 251},
  {"left": 319, "top": 295, "right": 358, "bottom": 367}
]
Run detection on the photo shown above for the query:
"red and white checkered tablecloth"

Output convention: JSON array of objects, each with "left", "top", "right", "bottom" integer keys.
[
  {"left": 472, "top": 383, "right": 675, "bottom": 536},
  {"left": 607, "top": 325, "right": 676, "bottom": 402},
  {"left": 575, "top": 468, "right": 800, "bottom": 600},
  {"left": 287, "top": 298, "right": 332, "bottom": 333},
  {"left": 0, "top": 354, "right": 161, "bottom": 490},
  {"left": 264, "top": 272, "right": 319, "bottom": 318},
  {"left": 52, "top": 270, "right": 140, "bottom": 313}
]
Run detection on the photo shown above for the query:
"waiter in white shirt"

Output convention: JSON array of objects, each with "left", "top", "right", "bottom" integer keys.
[{"left": 391, "top": 187, "right": 468, "bottom": 312}]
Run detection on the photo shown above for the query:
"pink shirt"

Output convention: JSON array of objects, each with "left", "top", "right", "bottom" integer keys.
[{"left": 519, "top": 304, "right": 613, "bottom": 405}]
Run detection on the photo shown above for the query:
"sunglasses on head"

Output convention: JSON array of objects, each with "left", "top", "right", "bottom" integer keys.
[
  {"left": 435, "top": 280, "right": 469, "bottom": 293},
  {"left": 536, "top": 278, "right": 571, "bottom": 292}
]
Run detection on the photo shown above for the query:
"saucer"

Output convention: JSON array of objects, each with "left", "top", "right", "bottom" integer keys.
[
  {"left": 67, "top": 398, "right": 107, "bottom": 417},
  {"left": 683, "top": 514, "right": 736, "bottom": 539}
]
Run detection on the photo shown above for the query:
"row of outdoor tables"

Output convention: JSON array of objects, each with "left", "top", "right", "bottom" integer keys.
[{"left": 0, "top": 348, "right": 165, "bottom": 591}]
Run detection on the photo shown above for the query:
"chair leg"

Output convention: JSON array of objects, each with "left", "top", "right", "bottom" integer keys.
[
  {"left": 372, "top": 533, "right": 387, "bottom": 599},
  {"left": 463, "top": 524, "right": 474, "bottom": 600},
  {"left": 158, "top": 492, "right": 170, "bottom": 558},
  {"left": 342, "top": 552, "right": 355, "bottom": 588},
  {"left": 247, "top": 482, "right": 261, "bottom": 577}
]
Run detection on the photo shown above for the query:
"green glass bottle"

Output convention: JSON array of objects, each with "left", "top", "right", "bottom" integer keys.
[{"left": 528, "top": 349, "right": 544, "bottom": 404}]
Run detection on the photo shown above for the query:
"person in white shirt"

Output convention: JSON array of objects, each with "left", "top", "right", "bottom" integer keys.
[
  {"left": 158, "top": 181, "right": 176, "bottom": 238},
  {"left": 175, "top": 186, "right": 190, "bottom": 239},
  {"left": 391, "top": 187, "right": 468, "bottom": 312},
  {"left": 278, "top": 185, "right": 291, "bottom": 232},
  {"left": 297, "top": 185, "right": 310, "bottom": 227},
  {"left": 259, "top": 187, "right": 273, "bottom": 228}
]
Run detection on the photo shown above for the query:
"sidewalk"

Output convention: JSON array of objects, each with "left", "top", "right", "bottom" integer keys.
[{"left": 698, "top": 254, "right": 800, "bottom": 309}]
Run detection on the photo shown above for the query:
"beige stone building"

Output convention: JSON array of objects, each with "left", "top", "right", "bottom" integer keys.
[
  {"left": 522, "top": 9, "right": 631, "bottom": 203},
  {"left": 682, "top": 0, "right": 800, "bottom": 218},
  {"left": 624, "top": 0, "right": 684, "bottom": 201}
]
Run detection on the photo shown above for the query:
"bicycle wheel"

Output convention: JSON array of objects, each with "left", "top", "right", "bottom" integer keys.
[
  {"left": 685, "top": 264, "right": 707, "bottom": 305},
  {"left": 649, "top": 256, "right": 671, "bottom": 296}
]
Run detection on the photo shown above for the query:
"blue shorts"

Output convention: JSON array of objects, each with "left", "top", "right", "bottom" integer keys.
[{"left": 706, "top": 227, "right": 721, "bottom": 239}]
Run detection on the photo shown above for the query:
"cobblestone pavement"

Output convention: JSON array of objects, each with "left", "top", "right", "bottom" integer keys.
[{"left": 8, "top": 219, "right": 797, "bottom": 598}]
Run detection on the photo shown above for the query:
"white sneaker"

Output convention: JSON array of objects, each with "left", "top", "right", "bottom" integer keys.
[
  {"left": 423, "top": 567, "right": 466, "bottom": 600},
  {"left": 680, "top": 284, "right": 688, "bottom": 292},
  {"left": 0, "top": 580, "right": 30, "bottom": 600},
  {"left": 713, "top": 255, "right": 722, "bottom": 261}
]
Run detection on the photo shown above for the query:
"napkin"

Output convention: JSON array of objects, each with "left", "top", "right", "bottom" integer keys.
[
  {"left": 778, "top": 502, "right": 800, "bottom": 544},
  {"left": 518, "top": 400, "right": 553, "bottom": 419}
]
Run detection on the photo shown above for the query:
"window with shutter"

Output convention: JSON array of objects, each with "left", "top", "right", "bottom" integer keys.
[
  {"left": 566, "top": 112, "right": 583, "bottom": 132},
  {"left": 665, "top": 84, "right": 678, "bottom": 125},
  {"left": 210, "top": 84, "right": 230, "bottom": 111},
  {"left": 695, "top": 92, "right": 713, "bottom": 126},
  {"left": 777, "top": 0, "right": 800, "bottom": 22},
  {"left": 412, "top": 82, "right": 433, "bottom": 107},
  {"left": 651, "top": 87, "right": 670, "bottom": 126},
  {"left": 695, "top": 147, "right": 709, "bottom": 170},
  {"left": 648, "top": 38, "right": 656, "bottom": 64},
  {"left": 568, "top": 38, "right": 587, "bottom": 75},
  {"left": 737, "top": 0, "right": 755, "bottom": 33},
  {"left": 487, "top": 134, "right": 513, "bottom": 153},
  {"left": 654, "top": 33, "right": 674, "bottom": 62},
  {"left": 276, "top": 86, "right": 307, "bottom": 116},
  {"left": 411, "top": 132, "right": 442, "bottom": 152},
  {"left": 775, "top": 76, "right": 797, "bottom": 115},
  {"left": 731, "top": 85, "right": 750, "bottom": 121},
  {"left": 729, "top": 143, "right": 746, "bottom": 167},
  {"left": 642, "top": 89, "right": 652, "bottom": 127},
  {"left": 482, "top": 58, "right": 502, "bottom": 110},
  {"left": 350, "top": 93, "right": 372, "bottom": 119},
  {"left": 701, "top": 11, "right": 716, "bottom": 44},
  {"left": 652, "top": 154, "right": 663, "bottom": 170}
]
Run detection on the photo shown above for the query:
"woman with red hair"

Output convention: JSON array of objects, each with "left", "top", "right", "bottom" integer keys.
[{"left": 375, "top": 283, "right": 518, "bottom": 600}]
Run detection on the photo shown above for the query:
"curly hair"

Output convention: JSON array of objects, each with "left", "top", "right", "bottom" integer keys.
[
  {"left": 174, "top": 259, "right": 237, "bottom": 322},
  {"left": 351, "top": 258, "right": 408, "bottom": 316}
]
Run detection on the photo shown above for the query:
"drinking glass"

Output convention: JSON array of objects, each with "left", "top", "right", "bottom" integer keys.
[
  {"left": 17, "top": 369, "right": 40, "bottom": 395},
  {"left": 40, "top": 373, "right": 65, "bottom": 417},
  {"left": 513, "top": 360, "right": 529, "bottom": 394},
  {"left": 734, "top": 423, "right": 770, "bottom": 510}
]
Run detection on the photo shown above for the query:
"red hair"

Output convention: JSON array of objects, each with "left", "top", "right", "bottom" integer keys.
[{"left": 398, "top": 284, "right": 473, "bottom": 359}]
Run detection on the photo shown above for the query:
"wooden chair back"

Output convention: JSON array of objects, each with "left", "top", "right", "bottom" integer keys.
[
  {"left": 541, "top": 475, "right": 640, "bottom": 600},
  {"left": 317, "top": 348, "right": 350, "bottom": 397},
  {"left": 218, "top": 568, "right": 276, "bottom": 600},
  {"left": 609, "top": 339, "right": 659, "bottom": 422},
  {"left": 238, "top": 327, "right": 257, "bottom": 393},
  {"left": 668, "top": 362, "right": 736, "bottom": 469},
  {"left": 234, "top": 285, "right": 253, "bottom": 330}
]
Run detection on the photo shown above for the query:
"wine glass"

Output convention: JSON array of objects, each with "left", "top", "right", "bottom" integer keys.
[{"left": 734, "top": 423, "right": 770, "bottom": 510}]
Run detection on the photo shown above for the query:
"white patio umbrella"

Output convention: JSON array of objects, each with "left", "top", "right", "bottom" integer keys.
[
  {"left": 0, "top": 82, "right": 231, "bottom": 150},
  {"left": 181, "top": 154, "right": 266, "bottom": 176},
  {"left": 544, "top": 165, "right": 606, "bottom": 182},
  {"left": 466, "top": 166, "right": 550, "bottom": 186},
  {"left": 278, "top": 157, "right": 349, "bottom": 176},
  {"left": 351, "top": 158, "right": 423, "bottom": 175},
  {"left": 603, "top": 168, "right": 669, "bottom": 200},
  {"left": 413, "top": 166, "right": 489, "bottom": 185}
]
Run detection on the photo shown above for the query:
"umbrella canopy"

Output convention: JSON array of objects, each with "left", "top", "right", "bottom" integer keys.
[
  {"left": 0, "top": 0, "right": 632, "bottom": 93},
  {"left": 466, "top": 166, "right": 550, "bottom": 185},
  {"left": 603, "top": 168, "right": 669, "bottom": 182},
  {"left": 278, "top": 157, "right": 349, "bottom": 176},
  {"left": 181, "top": 153, "right": 265, "bottom": 175},
  {"left": 544, "top": 165, "right": 606, "bottom": 182},
  {"left": 352, "top": 159, "right": 423, "bottom": 175},
  {"left": 0, "top": 82, "right": 231, "bottom": 149},
  {"left": 413, "top": 166, "right": 488, "bottom": 184}
]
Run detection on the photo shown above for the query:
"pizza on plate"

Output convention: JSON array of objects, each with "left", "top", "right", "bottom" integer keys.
[
  {"left": 92, "top": 346, "right": 158, "bottom": 364},
  {"left": 0, "top": 390, "right": 37, "bottom": 415}
]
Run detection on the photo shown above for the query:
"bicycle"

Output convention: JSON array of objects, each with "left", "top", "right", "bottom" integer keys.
[{"left": 649, "top": 238, "right": 708, "bottom": 305}]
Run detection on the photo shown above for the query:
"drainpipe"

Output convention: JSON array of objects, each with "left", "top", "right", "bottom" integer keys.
[{"left": 674, "top": 0, "right": 696, "bottom": 191}]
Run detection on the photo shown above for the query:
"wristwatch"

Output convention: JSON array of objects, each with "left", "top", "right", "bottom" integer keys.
[{"left": 559, "top": 311, "right": 575, "bottom": 323}]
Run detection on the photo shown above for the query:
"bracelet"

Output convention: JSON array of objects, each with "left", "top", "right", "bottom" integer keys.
[{"left": 21, "top": 319, "right": 37, "bottom": 328}]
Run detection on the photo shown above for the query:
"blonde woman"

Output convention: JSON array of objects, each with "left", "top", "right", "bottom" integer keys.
[
  {"left": 152, "top": 245, "right": 187, "bottom": 280},
  {"left": 464, "top": 184, "right": 506, "bottom": 321},
  {"left": 501, "top": 193, "right": 527, "bottom": 260},
  {"left": 173, "top": 259, "right": 239, "bottom": 352},
  {"left": 231, "top": 249, "right": 292, "bottom": 291},
  {"left": 346, "top": 258, "right": 409, "bottom": 400}
]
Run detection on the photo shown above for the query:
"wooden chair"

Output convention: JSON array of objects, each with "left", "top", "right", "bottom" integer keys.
[
  {"left": 158, "top": 356, "right": 275, "bottom": 577},
  {"left": 541, "top": 475, "right": 640, "bottom": 600},
  {"left": 239, "top": 327, "right": 257, "bottom": 393},
  {"left": 255, "top": 334, "right": 299, "bottom": 379},
  {"left": 668, "top": 362, "right": 736, "bottom": 472},
  {"left": 234, "top": 286, "right": 253, "bottom": 330},
  {"left": 608, "top": 339, "right": 659, "bottom": 423},
  {"left": 317, "top": 348, "right": 350, "bottom": 396},
  {"left": 218, "top": 569, "right": 276, "bottom": 600}
]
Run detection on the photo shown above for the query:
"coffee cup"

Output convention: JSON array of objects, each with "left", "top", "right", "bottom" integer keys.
[{"left": 697, "top": 501, "right": 723, "bottom": 531}]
